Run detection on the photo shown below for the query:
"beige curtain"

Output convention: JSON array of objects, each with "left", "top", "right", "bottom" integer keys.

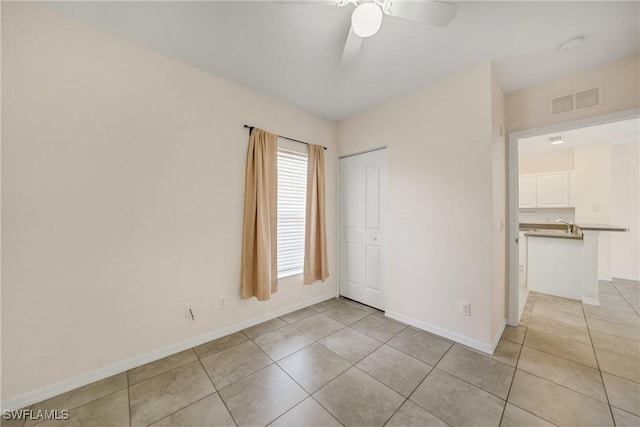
[
  {"left": 304, "top": 144, "right": 329, "bottom": 285},
  {"left": 241, "top": 128, "right": 278, "bottom": 300}
]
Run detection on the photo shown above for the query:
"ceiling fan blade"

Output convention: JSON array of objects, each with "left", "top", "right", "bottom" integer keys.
[
  {"left": 385, "top": 1, "right": 458, "bottom": 27},
  {"left": 341, "top": 25, "right": 363, "bottom": 65}
]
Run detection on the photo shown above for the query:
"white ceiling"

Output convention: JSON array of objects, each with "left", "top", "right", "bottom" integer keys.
[
  {"left": 518, "top": 117, "right": 639, "bottom": 155},
  {"left": 43, "top": 1, "right": 640, "bottom": 121}
]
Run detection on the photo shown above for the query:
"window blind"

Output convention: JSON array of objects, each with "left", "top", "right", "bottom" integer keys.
[{"left": 277, "top": 147, "right": 308, "bottom": 277}]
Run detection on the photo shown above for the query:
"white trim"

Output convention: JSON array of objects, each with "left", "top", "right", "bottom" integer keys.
[
  {"left": 507, "top": 108, "right": 640, "bottom": 326},
  {"left": 598, "top": 275, "right": 613, "bottom": 282},
  {"left": 582, "top": 297, "right": 600, "bottom": 306},
  {"left": 490, "top": 318, "right": 508, "bottom": 353},
  {"left": 338, "top": 145, "right": 387, "bottom": 159},
  {"left": 385, "top": 311, "right": 505, "bottom": 355},
  {"left": 612, "top": 274, "right": 640, "bottom": 282},
  {"left": 1, "top": 292, "right": 336, "bottom": 411}
]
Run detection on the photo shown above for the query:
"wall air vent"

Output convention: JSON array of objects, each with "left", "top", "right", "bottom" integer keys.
[
  {"left": 551, "top": 95, "right": 574, "bottom": 115},
  {"left": 575, "top": 87, "right": 601, "bottom": 110},
  {"left": 550, "top": 86, "right": 603, "bottom": 116}
]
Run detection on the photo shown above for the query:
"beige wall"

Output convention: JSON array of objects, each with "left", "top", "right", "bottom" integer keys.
[
  {"left": 1, "top": 3, "right": 338, "bottom": 402},
  {"left": 611, "top": 141, "right": 640, "bottom": 280},
  {"left": 0, "top": 1, "right": 3, "bottom": 406},
  {"left": 574, "top": 145, "right": 613, "bottom": 280},
  {"left": 491, "top": 67, "right": 507, "bottom": 338},
  {"left": 338, "top": 62, "right": 501, "bottom": 347},
  {"left": 519, "top": 149, "right": 575, "bottom": 175},
  {"left": 507, "top": 55, "right": 640, "bottom": 133}
]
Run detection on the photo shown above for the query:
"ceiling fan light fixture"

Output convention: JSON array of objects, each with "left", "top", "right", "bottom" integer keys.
[{"left": 351, "top": 3, "right": 383, "bottom": 38}]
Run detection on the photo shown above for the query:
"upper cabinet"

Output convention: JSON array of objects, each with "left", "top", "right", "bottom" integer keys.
[
  {"left": 519, "top": 175, "right": 537, "bottom": 208},
  {"left": 519, "top": 171, "right": 572, "bottom": 208}
]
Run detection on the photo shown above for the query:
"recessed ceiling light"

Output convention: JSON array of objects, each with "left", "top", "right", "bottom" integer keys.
[
  {"left": 549, "top": 136, "right": 564, "bottom": 145},
  {"left": 559, "top": 36, "right": 585, "bottom": 51}
]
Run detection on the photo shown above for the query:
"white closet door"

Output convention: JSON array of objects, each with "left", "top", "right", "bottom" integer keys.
[{"left": 339, "top": 149, "right": 387, "bottom": 310}]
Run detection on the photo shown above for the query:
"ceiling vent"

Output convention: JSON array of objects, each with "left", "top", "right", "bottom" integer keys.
[{"left": 550, "top": 86, "right": 603, "bottom": 115}]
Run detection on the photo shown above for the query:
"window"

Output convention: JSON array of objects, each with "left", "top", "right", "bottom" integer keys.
[{"left": 277, "top": 140, "right": 307, "bottom": 278}]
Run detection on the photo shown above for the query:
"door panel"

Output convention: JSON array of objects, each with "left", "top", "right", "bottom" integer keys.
[
  {"left": 339, "top": 149, "right": 387, "bottom": 310},
  {"left": 347, "top": 168, "right": 362, "bottom": 227},
  {"left": 346, "top": 243, "right": 361, "bottom": 284},
  {"left": 365, "top": 165, "right": 380, "bottom": 228},
  {"left": 365, "top": 244, "right": 380, "bottom": 291}
]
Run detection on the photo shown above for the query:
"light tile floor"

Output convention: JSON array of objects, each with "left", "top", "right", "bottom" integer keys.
[{"left": 5, "top": 279, "right": 639, "bottom": 427}]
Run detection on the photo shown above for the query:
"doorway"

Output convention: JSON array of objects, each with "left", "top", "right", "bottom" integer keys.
[
  {"left": 507, "top": 109, "right": 640, "bottom": 326},
  {"left": 339, "top": 148, "right": 387, "bottom": 310}
]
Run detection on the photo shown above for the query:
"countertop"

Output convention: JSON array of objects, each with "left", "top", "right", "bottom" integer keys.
[
  {"left": 520, "top": 223, "right": 567, "bottom": 232},
  {"left": 524, "top": 229, "right": 583, "bottom": 240},
  {"left": 520, "top": 222, "right": 628, "bottom": 240},
  {"left": 574, "top": 224, "right": 629, "bottom": 232}
]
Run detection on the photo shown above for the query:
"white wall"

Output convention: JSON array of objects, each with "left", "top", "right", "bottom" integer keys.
[
  {"left": 611, "top": 141, "right": 640, "bottom": 280},
  {"left": 519, "top": 149, "right": 575, "bottom": 175},
  {"left": 338, "top": 62, "right": 503, "bottom": 348},
  {"left": 2, "top": 3, "right": 338, "bottom": 403},
  {"left": 574, "top": 145, "right": 613, "bottom": 280}
]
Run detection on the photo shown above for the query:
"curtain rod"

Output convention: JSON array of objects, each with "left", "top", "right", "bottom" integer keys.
[{"left": 243, "top": 125, "right": 327, "bottom": 150}]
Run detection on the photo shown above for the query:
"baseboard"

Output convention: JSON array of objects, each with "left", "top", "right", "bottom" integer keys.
[
  {"left": 598, "top": 275, "right": 613, "bottom": 282},
  {"left": 612, "top": 274, "right": 640, "bottom": 282},
  {"left": 582, "top": 297, "right": 600, "bottom": 306},
  {"left": 1, "top": 292, "right": 336, "bottom": 411},
  {"left": 384, "top": 311, "right": 498, "bottom": 355},
  {"left": 490, "top": 319, "right": 507, "bottom": 354}
]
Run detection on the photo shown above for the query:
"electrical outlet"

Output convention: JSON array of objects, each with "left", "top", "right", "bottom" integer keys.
[
  {"left": 185, "top": 304, "right": 195, "bottom": 321},
  {"left": 459, "top": 301, "right": 471, "bottom": 316},
  {"left": 218, "top": 297, "right": 226, "bottom": 309}
]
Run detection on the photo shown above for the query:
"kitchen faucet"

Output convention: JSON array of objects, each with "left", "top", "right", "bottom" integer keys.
[{"left": 555, "top": 218, "right": 574, "bottom": 233}]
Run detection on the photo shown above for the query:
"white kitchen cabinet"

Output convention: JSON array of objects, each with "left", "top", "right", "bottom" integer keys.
[
  {"left": 519, "top": 175, "right": 537, "bottom": 208},
  {"left": 519, "top": 171, "right": 572, "bottom": 208},
  {"left": 536, "top": 171, "right": 570, "bottom": 207}
]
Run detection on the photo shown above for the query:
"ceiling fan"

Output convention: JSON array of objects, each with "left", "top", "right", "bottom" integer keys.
[{"left": 277, "top": 0, "right": 458, "bottom": 65}]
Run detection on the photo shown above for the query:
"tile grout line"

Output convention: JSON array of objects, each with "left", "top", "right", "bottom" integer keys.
[
  {"left": 196, "top": 355, "right": 239, "bottom": 427},
  {"left": 126, "top": 372, "right": 132, "bottom": 427},
  {"left": 520, "top": 293, "right": 637, "bottom": 372},
  {"left": 130, "top": 357, "right": 223, "bottom": 426},
  {"left": 505, "top": 291, "right": 567, "bottom": 426},
  {"left": 611, "top": 279, "right": 640, "bottom": 316},
  {"left": 584, "top": 287, "right": 618, "bottom": 425},
  {"left": 127, "top": 349, "right": 200, "bottom": 388},
  {"left": 515, "top": 303, "right": 617, "bottom": 405},
  {"left": 503, "top": 293, "right": 567, "bottom": 426},
  {"left": 144, "top": 392, "right": 221, "bottom": 427},
  {"left": 499, "top": 300, "right": 531, "bottom": 427},
  {"left": 390, "top": 343, "right": 457, "bottom": 425},
  {"left": 520, "top": 337, "right": 601, "bottom": 371},
  {"left": 270, "top": 328, "right": 350, "bottom": 427},
  {"left": 247, "top": 311, "right": 349, "bottom": 426},
  {"left": 26, "top": 375, "right": 131, "bottom": 427},
  {"left": 270, "top": 303, "right": 416, "bottom": 427}
]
